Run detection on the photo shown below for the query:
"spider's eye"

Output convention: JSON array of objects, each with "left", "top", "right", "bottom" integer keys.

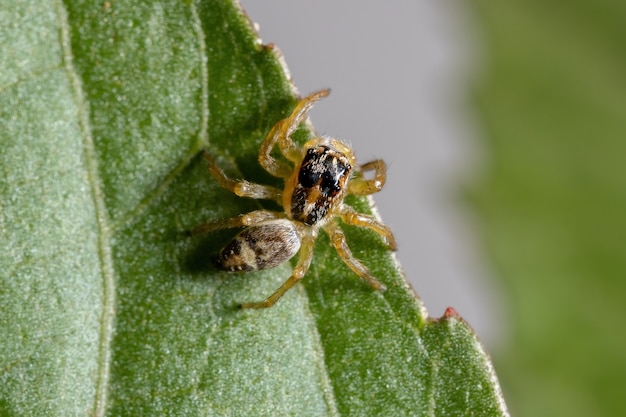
[
  {"left": 298, "top": 146, "right": 350, "bottom": 196},
  {"left": 320, "top": 171, "right": 342, "bottom": 196},
  {"left": 298, "top": 165, "right": 321, "bottom": 188}
]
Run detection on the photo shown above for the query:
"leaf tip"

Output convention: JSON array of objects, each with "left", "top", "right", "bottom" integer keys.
[
  {"left": 443, "top": 306, "right": 461, "bottom": 319},
  {"left": 430, "top": 306, "right": 472, "bottom": 328}
]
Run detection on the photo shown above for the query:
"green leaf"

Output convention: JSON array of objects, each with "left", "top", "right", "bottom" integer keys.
[{"left": 0, "top": 1, "right": 508, "bottom": 415}]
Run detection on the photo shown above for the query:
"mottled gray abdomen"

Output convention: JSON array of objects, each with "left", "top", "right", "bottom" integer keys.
[{"left": 216, "top": 219, "right": 301, "bottom": 271}]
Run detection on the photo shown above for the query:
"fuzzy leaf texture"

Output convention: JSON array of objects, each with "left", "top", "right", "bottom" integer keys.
[{"left": 0, "top": 1, "right": 508, "bottom": 416}]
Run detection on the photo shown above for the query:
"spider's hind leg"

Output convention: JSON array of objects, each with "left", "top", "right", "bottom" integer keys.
[
  {"left": 240, "top": 231, "right": 317, "bottom": 308},
  {"left": 324, "top": 222, "right": 387, "bottom": 292}
]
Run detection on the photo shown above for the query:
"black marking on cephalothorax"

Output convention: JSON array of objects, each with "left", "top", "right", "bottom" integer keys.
[{"left": 292, "top": 145, "right": 352, "bottom": 225}]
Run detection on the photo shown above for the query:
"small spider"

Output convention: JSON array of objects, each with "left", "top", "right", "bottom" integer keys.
[{"left": 191, "top": 89, "right": 396, "bottom": 308}]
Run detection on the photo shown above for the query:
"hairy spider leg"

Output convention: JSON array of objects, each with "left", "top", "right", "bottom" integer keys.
[
  {"left": 258, "top": 89, "right": 331, "bottom": 178},
  {"left": 324, "top": 222, "right": 387, "bottom": 292},
  {"left": 189, "top": 210, "right": 284, "bottom": 236},
  {"left": 203, "top": 152, "right": 282, "bottom": 203},
  {"left": 348, "top": 159, "right": 387, "bottom": 196},
  {"left": 339, "top": 207, "right": 397, "bottom": 250},
  {"left": 240, "top": 230, "right": 317, "bottom": 308}
]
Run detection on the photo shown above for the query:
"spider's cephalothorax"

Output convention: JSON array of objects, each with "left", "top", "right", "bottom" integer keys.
[
  {"left": 287, "top": 141, "right": 352, "bottom": 226},
  {"left": 191, "top": 89, "right": 396, "bottom": 308}
]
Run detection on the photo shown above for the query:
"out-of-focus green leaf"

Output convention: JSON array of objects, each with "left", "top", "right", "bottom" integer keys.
[
  {"left": 471, "top": 1, "right": 626, "bottom": 416},
  {"left": 0, "top": 1, "right": 508, "bottom": 415}
]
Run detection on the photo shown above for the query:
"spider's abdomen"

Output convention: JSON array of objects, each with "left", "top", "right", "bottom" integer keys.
[
  {"left": 289, "top": 144, "right": 352, "bottom": 226},
  {"left": 216, "top": 220, "right": 301, "bottom": 271}
]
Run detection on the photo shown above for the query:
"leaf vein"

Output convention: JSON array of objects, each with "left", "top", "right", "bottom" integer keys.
[
  {"left": 110, "top": 2, "right": 210, "bottom": 232},
  {"left": 55, "top": 1, "right": 116, "bottom": 415}
]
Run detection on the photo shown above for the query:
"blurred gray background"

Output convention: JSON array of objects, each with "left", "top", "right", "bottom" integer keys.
[{"left": 239, "top": 0, "right": 505, "bottom": 350}]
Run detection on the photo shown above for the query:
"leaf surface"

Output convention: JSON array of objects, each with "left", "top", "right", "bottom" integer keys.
[{"left": 0, "top": 1, "right": 508, "bottom": 415}]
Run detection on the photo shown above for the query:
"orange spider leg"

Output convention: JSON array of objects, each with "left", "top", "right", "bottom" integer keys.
[
  {"left": 203, "top": 152, "right": 282, "bottom": 204},
  {"left": 339, "top": 207, "right": 397, "bottom": 250},
  {"left": 348, "top": 159, "right": 387, "bottom": 196},
  {"left": 240, "top": 230, "right": 317, "bottom": 308},
  {"left": 324, "top": 222, "right": 387, "bottom": 292},
  {"left": 189, "top": 210, "right": 283, "bottom": 236},
  {"left": 258, "top": 89, "right": 331, "bottom": 178}
]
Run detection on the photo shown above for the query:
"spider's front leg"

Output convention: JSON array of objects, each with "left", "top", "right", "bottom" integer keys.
[
  {"left": 348, "top": 159, "right": 387, "bottom": 196},
  {"left": 258, "top": 89, "right": 331, "bottom": 178}
]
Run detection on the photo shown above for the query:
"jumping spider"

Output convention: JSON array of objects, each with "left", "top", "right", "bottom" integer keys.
[{"left": 191, "top": 89, "right": 396, "bottom": 308}]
